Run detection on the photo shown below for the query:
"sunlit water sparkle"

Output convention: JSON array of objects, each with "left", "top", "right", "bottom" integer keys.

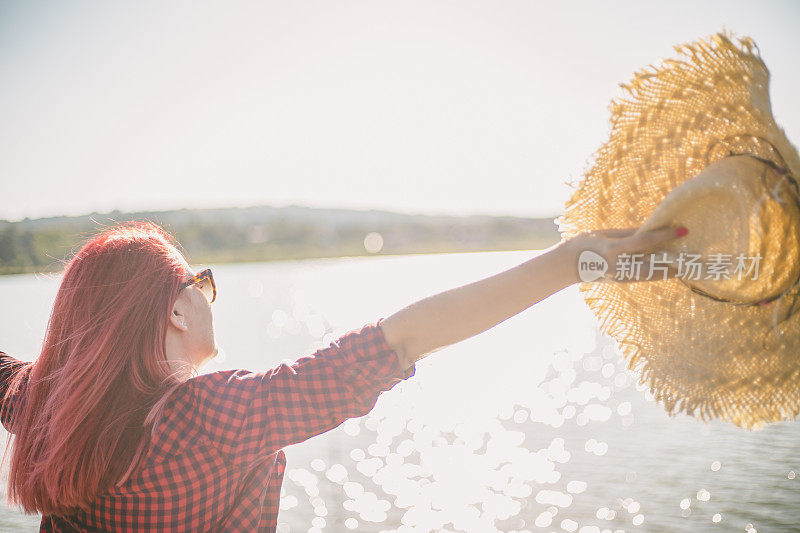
[{"left": 0, "top": 251, "right": 797, "bottom": 531}]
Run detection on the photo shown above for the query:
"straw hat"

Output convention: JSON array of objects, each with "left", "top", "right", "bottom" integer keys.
[{"left": 557, "top": 31, "right": 800, "bottom": 430}]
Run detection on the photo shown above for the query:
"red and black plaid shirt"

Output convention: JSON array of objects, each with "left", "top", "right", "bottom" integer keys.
[{"left": 0, "top": 318, "right": 416, "bottom": 532}]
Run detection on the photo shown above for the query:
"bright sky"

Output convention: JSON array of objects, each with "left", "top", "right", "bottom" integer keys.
[{"left": 1, "top": 0, "right": 798, "bottom": 222}]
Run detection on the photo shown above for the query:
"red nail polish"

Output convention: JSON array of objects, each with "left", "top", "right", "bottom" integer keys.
[{"left": 675, "top": 226, "right": 688, "bottom": 237}]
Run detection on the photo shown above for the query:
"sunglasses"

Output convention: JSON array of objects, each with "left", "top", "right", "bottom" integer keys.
[{"left": 179, "top": 268, "right": 217, "bottom": 304}]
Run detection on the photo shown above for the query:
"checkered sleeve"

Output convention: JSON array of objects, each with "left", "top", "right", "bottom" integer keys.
[
  {"left": 192, "top": 318, "right": 416, "bottom": 464},
  {"left": 0, "top": 352, "right": 32, "bottom": 433}
]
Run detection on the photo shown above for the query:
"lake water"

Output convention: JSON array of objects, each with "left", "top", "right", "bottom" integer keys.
[{"left": 0, "top": 251, "right": 797, "bottom": 532}]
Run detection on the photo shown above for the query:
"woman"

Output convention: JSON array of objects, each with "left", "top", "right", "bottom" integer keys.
[{"left": 0, "top": 220, "right": 684, "bottom": 531}]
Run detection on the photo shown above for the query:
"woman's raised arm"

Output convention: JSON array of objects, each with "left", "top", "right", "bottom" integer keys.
[{"left": 379, "top": 226, "right": 685, "bottom": 369}]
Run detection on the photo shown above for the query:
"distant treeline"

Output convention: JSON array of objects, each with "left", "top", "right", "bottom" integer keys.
[{"left": 0, "top": 205, "right": 560, "bottom": 275}]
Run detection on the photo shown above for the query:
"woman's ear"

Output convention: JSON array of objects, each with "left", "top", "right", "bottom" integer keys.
[{"left": 169, "top": 302, "right": 189, "bottom": 332}]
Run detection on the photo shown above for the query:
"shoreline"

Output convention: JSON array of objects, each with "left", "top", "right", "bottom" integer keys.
[{"left": 0, "top": 237, "right": 559, "bottom": 277}]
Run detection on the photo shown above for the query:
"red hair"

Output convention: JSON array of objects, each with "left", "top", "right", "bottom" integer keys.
[{"left": 1, "top": 221, "right": 197, "bottom": 514}]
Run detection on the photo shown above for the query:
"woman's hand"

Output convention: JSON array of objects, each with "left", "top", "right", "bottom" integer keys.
[{"left": 563, "top": 226, "right": 688, "bottom": 283}]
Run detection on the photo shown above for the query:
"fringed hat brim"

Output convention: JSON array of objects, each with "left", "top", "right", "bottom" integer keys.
[{"left": 558, "top": 31, "right": 800, "bottom": 430}]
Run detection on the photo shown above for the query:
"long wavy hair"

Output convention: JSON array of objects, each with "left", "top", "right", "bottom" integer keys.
[{"left": 0, "top": 221, "right": 198, "bottom": 515}]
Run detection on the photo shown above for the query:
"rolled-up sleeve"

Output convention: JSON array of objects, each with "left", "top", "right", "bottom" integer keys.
[
  {"left": 0, "top": 352, "right": 32, "bottom": 433},
  {"left": 192, "top": 318, "right": 416, "bottom": 465}
]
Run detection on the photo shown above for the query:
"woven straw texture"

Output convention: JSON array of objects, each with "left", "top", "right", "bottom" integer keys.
[
  {"left": 639, "top": 154, "right": 800, "bottom": 304},
  {"left": 558, "top": 31, "right": 800, "bottom": 430}
]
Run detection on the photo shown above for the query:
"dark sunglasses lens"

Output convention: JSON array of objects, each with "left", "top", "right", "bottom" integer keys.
[{"left": 196, "top": 275, "right": 215, "bottom": 304}]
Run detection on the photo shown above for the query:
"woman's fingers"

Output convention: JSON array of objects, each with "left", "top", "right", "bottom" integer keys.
[
  {"left": 622, "top": 226, "right": 685, "bottom": 254},
  {"left": 591, "top": 227, "right": 638, "bottom": 238},
  {"left": 574, "top": 226, "right": 688, "bottom": 283}
]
